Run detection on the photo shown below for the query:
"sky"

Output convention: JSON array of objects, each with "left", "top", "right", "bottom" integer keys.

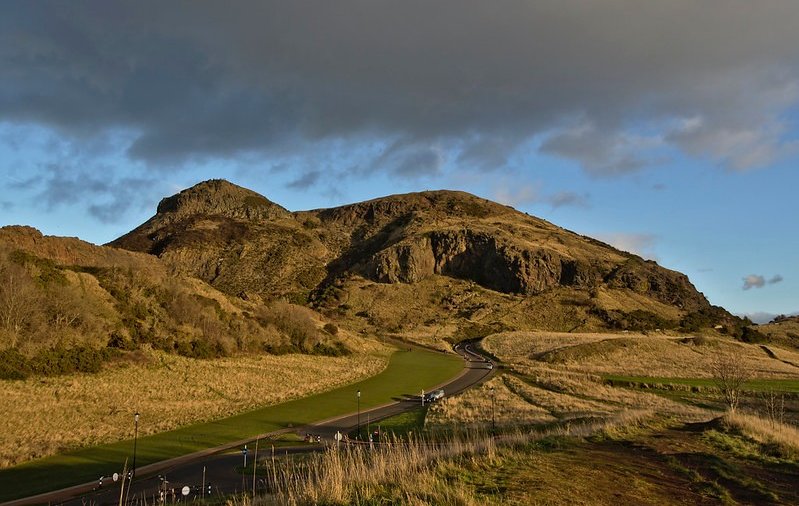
[{"left": 1, "top": 1, "right": 797, "bottom": 322}]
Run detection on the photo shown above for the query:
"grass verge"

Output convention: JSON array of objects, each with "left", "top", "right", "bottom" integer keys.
[
  {"left": 0, "top": 347, "right": 463, "bottom": 501},
  {"left": 374, "top": 406, "right": 429, "bottom": 438}
]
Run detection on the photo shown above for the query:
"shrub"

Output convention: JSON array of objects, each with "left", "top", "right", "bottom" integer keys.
[
  {"left": 739, "top": 326, "right": 768, "bottom": 344},
  {"left": 312, "top": 340, "right": 351, "bottom": 357},
  {"left": 257, "top": 302, "right": 321, "bottom": 353},
  {"left": 0, "top": 348, "right": 31, "bottom": 380},
  {"left": 29, "top": 345, "right": 109, "bottom": 376},
  {"left": 591, "top": 307, "right": 675, "bottom": 331},
  {"left": 323, "top": 323, "right": 339, "bottom": 335},
  {"left": 8, "top": 250, "right": 67, "bottom": 286},
  {"left": 107, "top": 331, "right": 136, "bottom": 350}
]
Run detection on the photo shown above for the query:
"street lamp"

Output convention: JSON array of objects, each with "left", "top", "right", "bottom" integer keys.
[
  {"left": 132, "top": 411, "right": 139, "bottom": 478},
  {"left": 356, "top": 390, "right": 361, "bottom": 439}
]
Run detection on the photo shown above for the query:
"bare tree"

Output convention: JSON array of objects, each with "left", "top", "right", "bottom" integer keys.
[
  {"left": 0, "top": 264, "right": 38, "bottom": 348},
  {"left": 761, "top": 389, "right": 785, "bottom": 429},
  {"left": 710, "top": 352, "right": 751, "bottom": 412}
]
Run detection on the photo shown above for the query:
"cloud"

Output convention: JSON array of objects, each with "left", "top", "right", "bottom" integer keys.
[
  {"left": 540, "top": 122, "right": 656, "bottom": 176},
  {"left": 286, "top": 170, "right": 321, "bottom": 190},
  {"left": 742, "top": 273, "right": 784, "bottom": 290},
  {"left": 493, "top": 183, "right": 539, "bottom": 208},
  {"left": 375, "top": 141, "right": 446, "bottom": 178},
  {"left": 740, "top": 311, "right": 778, "bottom": 324},
  {"left": 739, "top": 310, "right": 799, "bottom": 324},
  {"left": 742, "top": 274, "right": 766, "bottom": 290},
  {"left": 546, "top": 191, "right": 590, "bottom": 209},
  {"left": 1, "top": 2, "right": 799, "bottom": 179},
  {"left": 596, "top": 232, "right": 658, "bottom": 260},
  {"left": 14, "top": 163, "right": 159, "bottom": 224}
]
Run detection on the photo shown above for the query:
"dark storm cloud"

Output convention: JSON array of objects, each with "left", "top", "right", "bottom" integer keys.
[{"left": 2, "top": 1, "right": 799, "bottom": 175}]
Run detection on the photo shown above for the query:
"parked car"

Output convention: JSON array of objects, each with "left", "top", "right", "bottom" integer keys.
[{"left": 424, "top": 389, "right": 445, "bottom": 403}]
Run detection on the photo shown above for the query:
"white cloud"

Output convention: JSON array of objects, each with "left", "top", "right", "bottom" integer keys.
[
  {"left": 596, "top": 232, "right": 658, "bottom": 261},
  {"left": 492, "top": 182, "right": 539, "bottom": 207},
  {"left": 742, "top": 274, "right": 766, "bottom": 290}
]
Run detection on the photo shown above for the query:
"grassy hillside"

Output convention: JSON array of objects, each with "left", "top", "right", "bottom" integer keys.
[
  {"left": 0, "top": 226, "right": 351, "bottom": 380},
  {"left": 0, "top": 346, "right": 389, "bottom": 469}
]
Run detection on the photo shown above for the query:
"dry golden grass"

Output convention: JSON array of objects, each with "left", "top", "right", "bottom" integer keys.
[
  {"left": 255, "top": 410, "right": 655, "bottom": 506},
  {"left": 0, "top": 346, "right": 390, "bottom": 468},
  {"left": 427, "top": 367, "right": 709, "bottom": 432},
  {"left": 485, "top": 331, "right": 799, "bottom": 379},
  {"left": 259, "top": 434, "right": 498, "bottom": 506},
  {"left": 426, "top": 376, "right": 557, "bottom": 429},
  {"left": 723, "top": 411, "right": 799, "bottom": 457},
  {"left": 593, "top": 286, "right": 684, "bottom": 320}
]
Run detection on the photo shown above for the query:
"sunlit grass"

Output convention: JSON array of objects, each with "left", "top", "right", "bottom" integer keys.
[
  {"left": 0, "top": 347, "right": 464, "bottom": 501},
  {"left": 0, "top": 347, "right": 390, "bottom": 469}
]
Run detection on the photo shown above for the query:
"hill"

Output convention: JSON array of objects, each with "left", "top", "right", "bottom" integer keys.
[
  {"left": 0, "top": 225, "right": 349, "bottom": 379},
  {"left": 112, "top": 179, "right": 748, "bottom": 345},
  {"left": 758, "top": 315, "right": 799, "bottom": 349}
]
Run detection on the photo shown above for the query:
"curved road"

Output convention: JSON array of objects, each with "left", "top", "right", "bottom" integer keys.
[{"left": 5, "top": 342, "right": 495, "bottom": 506}]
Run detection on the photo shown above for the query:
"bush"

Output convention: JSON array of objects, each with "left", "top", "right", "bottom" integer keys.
[
  {"left": 8, "top": 250, "right": 67, "bottom": 286},
  {"left": 257, "top": 302, "right": 321, "bottom": 353},
  {"left": 323, "top": 323, "right": 339, "bottom": 335},
  {"left": 739, "top": 326, "right": 768, "bottom": 344},
  {"left": 0, "top": 348, "right": 31, "bottom": 380},
  {"left": 591, "top": 307, "right": 676, "bottom": 331},
  {"left": 107, "top": 331, "right": 136, "bottom": 350},
  {"left": 312, "top": 340, "right": 351, "bottom": 357},
  {"left": 29, "top": 345, "right": 109, "bottom": 376}
]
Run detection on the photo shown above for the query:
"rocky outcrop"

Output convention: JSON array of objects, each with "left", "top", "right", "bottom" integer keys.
[
  {"left": 155, "top": 179, "right": 290, "bottom": 223},
  {"left": 361, "top": 230, "right": 601, "bottom": 294},
  {"left": 604, "top": 258, "right": 708, "bottom": 312}
]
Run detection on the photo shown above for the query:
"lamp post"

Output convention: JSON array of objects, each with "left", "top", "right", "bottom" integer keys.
[
  {"left": 132, "top": 411, "right": 139, "bottom": 478},
  {"left": 356, "top": 390, "right": 361, "bottom": 439}
]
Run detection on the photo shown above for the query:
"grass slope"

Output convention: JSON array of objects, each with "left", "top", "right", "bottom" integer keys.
[{"left": 0, "top": 348, "right": 462, "bottom": 501}]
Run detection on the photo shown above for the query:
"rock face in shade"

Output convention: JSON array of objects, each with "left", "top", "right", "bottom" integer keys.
[{"left": 111, "top": 179, "right": 711, "bottom": 313}]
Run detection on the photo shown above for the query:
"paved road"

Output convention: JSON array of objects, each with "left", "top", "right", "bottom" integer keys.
[{"left": 5, "top": 342, "right": 494, "bottom": 506}]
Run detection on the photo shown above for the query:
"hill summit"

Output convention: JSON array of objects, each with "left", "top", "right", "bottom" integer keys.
[{"left": 109, "top": 180, "right": 743, "bottom": 340}]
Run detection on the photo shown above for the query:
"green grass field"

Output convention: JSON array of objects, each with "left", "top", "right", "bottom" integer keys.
[
  {"left": 603, "top": 375, "right": 799, "bottom": 393},
  {"left": 0, "top": 348, "right": 463, "bottom": 501},
  {"left": 370, "top": 406, "right": 428, "bottom": 438}
]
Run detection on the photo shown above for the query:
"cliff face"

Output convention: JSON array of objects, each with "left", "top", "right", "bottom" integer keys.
[
  {"left": 112, "top": 180, "right": 713, "bottom": 320},
  {"left": 363, "top": 230, "right": 595, "bottom": 293}
]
